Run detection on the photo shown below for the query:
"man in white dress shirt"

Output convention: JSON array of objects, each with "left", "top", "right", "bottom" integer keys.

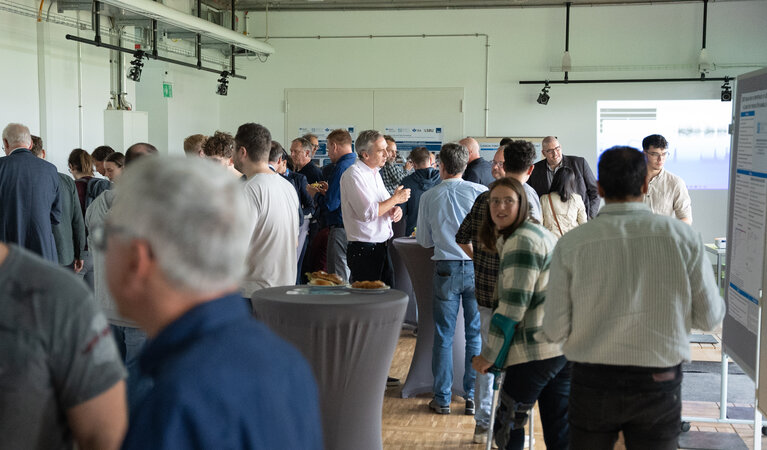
[
  {"left": 340, "top": 129, "right": 410, "bottom": 286},
  {"left": 642, "top": 134, "right": 692, "bottom": 224},
  {"left": 542, "top": 146, "right": 724, "bottom": 449}
]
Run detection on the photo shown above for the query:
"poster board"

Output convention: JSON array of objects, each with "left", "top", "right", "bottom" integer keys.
[
  {"left": 474, "top": 136, "right": 546, "bottom": 160},
  {"left": 723, "top": 67, "right": 767, "bottom": 388}
]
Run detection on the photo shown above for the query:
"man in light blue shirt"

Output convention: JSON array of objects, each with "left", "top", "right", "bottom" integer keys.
[{"left": 417, "top": 143, "right": 487, "bottom": 415}]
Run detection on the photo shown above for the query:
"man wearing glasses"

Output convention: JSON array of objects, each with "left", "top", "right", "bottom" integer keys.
[
  {"left": 528, "top": 136, "right": 600, "bottom": 218},
  {"left": 642, "top": 134, "right": 692, "bottom": 224}
]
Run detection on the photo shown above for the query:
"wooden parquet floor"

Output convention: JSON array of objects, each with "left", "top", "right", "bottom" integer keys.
[{"left": 381, "top": 328, "right": 767, "bottom": 449}]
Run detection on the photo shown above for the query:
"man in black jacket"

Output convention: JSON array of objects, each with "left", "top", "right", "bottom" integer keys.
[{"left": 527, "top": 136, "right": 600, "bottom": 218}]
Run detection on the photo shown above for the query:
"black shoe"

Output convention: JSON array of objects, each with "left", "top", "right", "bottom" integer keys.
[
  {"left": 465, "top": 398, "right": 475, "bottom": 415},
  {"left": 429, "top": 399, "right": 450, "bottom": 414},
  {"left": 386, "top": 376, "right": 401, "bottom": 387}
]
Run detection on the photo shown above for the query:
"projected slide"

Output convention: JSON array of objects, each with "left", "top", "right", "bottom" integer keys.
[{"left": 597, "top": 100, "right": 732, "bottom": 190}]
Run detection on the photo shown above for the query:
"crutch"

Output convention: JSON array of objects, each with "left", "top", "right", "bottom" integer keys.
[{"left": 486, "top": 313, "right": 517, "bottom": 450}]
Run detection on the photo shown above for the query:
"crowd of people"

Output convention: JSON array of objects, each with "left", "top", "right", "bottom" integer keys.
[{"left": 0, "top": 119, "right": 724, "bottom": 450}]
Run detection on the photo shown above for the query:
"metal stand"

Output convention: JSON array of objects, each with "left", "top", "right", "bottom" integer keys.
[{"left": 680, "top": 244, "right": 763, "bottom": 448}]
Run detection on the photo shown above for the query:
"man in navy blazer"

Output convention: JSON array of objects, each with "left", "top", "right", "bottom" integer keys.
[
  {"left": 0, "top": 123, "right": 61, "bottom": 262},
  {"left": 527, "top": 136, "right": 600, "bottom": 218}
]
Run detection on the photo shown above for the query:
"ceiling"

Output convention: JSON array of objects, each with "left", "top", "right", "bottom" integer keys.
[{"left": 223, "top": 0, "right": 732, "bottom": 12}]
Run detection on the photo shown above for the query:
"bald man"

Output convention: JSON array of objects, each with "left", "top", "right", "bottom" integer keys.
[{"left": 459, "top": 137, "right": 493, "bottom": 187}]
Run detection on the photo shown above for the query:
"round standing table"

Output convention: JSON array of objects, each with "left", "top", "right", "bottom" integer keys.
[
  {"left": 251, "top": 286, "right": 407, "bottom": 450},
  {"left": 391, "top": 237, "right": 468, "bottom": 399}
]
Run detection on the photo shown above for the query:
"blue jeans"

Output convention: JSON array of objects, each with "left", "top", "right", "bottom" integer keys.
[
  {"left": 111, "top": 325, "right": 153, "bottom": 411},
  {"left": 569, "top": 363, "right": 681, "bottom": 450},
  {"left": 431, "top": 260, "right": 481, "bottom": 406},
  {"left": 495, "top": 355, "right": 571, "bottom": 450},
  {"left": 474, "top": 306, "right": 494, "bottom": 427}
]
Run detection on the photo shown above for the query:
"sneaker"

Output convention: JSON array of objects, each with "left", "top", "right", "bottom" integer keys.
[
  {"left": 473, "top": 425, "right": 498, "bottom": 448},
  {"left": 386, "top": 376, "right": 401, "bottom": 387},
  {"left": 465, "top": 398, "right": 475, "bottom": 415},
  {"left": 428, "top": 399, "right": 450, "bottom": 414},
  {"left": 472, "top": 425, "right": 488, "bottom": 444}
]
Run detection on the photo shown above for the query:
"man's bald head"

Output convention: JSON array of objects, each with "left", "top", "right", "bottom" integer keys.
[{"left": 458, "top": 137, "right": 480, "bottom": 162}]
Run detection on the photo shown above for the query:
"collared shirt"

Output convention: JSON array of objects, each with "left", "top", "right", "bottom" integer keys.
[
  {"left": 455, "top": 183, "right": 543, "bottom": 308},
  {"left": 380, "top": 161, "right": 408, "bottom": 195},
  {"left": 480, "top": 221, "right": 561, "bottom": 367},
  {"left": 124, "top": 293, "right": 323, "bottom": 450},
  {"left": 542, "top": 202, "right": 724, "bottom": 368},
  {"left": 545, "top": 162, "right": 561, "bottom": 186},
  {"left": 319, "top": 153, "right": 356, "bottom": 227},
  {"left": 416, "top": 178, "right": 487, "bottom": 261},
  {"left": 340, "top": 159, "right": 393, "bottom": 243},
  {"left": 644, "top": 168, "right": 692, "bottom": 221}
]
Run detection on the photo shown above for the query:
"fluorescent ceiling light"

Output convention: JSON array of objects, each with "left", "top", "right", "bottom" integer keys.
[{"left": 99, "top": 0, "right": 274, "bottom": 55}]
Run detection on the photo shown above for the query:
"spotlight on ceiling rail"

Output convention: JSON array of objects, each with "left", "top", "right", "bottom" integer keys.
[
  {"left": 537, "top": 81, "right": 551, "bottom": 105},
  {"left": 216, "top": 71, "right": 230, "bottom": 96},
  {"left": 721, "top": 76, "right": 732, "bottom": 102},
  {"left": 127, "top": 50, "right": 145, "bottom": 82}
]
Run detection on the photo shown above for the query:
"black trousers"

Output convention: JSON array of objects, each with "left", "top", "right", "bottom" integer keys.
[
  {"left": 569, "top": 362, "right": 682, "bottom": 450},
  {"left": 346, "top": 241, "right": 394, "bottom": 286}
]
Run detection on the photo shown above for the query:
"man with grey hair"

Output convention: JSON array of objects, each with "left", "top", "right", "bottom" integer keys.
[
  {"left": 528, "top": 136, "right": 600, "bottom": 218},
  {"left": 416, "top": 143, "right": 487, "bottom": 416},
  {"left": 460, "top": 137, "right": 494, "bottom": 187},
  {"left": 291, "top": 136, "right": 323, "bottom": 185},
  {"left": 340, "top": 129, "right": 410, "bottom": 387},
  {"left": 0, "top": 123, "right": 61, "bottom": 262},
  {"left": 234, "top": 123, "right": 300, "bottom": 297},
  {"left": 103, "top": 156, "right": 322, "bottom": 449},
  {"left": 340, "top": 129, "right": 410, "bottom": 285}
]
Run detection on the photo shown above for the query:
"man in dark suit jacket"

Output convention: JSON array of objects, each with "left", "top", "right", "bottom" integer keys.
[
  {"left": 0, "top": 123, "right": 61, "bottom": 262},
  {"left": 31, "top": 136, "right": 86, "bottom": 272},
  {"left": 460, "top": 137, "right": 494, "bottom": 187},
  {"left": 527, "top": 136, "right": 600, "bottom": 218}
]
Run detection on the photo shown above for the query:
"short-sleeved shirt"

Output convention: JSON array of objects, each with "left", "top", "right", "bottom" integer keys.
[
  {"left": 241, "top": 173, "right": 300, "bottom": 297},
  {"left": 644, "top": 169, "right": 692, "bottom": 221},
  {"left": 0, "top": 244, "right": 126, "bottom": 450}
]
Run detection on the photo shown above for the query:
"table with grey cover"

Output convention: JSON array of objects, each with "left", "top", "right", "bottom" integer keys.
[
  {"left": 251, "top": 286, "right": 407, "bottom": 450},
  {"left": 391, "top": 237, "right": 468, "bottom": 399}
]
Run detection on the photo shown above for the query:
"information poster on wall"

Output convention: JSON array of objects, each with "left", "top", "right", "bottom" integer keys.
[
  {"left": 475, "top": 137, "right": 545, "bottom": 160},
  {"left": 297, "top": 126, "right": 356, "bottom": 156},
  {"left": 727, "top": 89, "right": 767, "bottom": 333},
  {"left": 383, "top": 126, "right": 443, "bottom": 152}
]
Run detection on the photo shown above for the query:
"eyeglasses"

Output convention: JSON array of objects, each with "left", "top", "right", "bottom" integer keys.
[
  {"left": 646, "top": 151, "right": 669, "bottom": 159},
  {"left": 489, "top": 197, "right": 518, "bottom": 207},
  {"left": 90, "top": 223, "right": 133, "bottom": 252},
  {"left": 491, "top": 160, "right": 504, "bottom": 167},
  {"left": 543, "top": 146, "right": 561, "bottom": 155}
]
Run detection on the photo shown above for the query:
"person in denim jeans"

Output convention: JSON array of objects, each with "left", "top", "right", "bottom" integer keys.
[
  {"left": 473, "top": 176, "right": 568, "bottom": 450},
  {"left": 417, "top": 142, "right": 487, "bottom": 414}
]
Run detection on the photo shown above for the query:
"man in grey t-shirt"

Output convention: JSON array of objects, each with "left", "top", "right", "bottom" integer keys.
[{"left": 0, "top": 243, "right": 127, "bottom": 450}]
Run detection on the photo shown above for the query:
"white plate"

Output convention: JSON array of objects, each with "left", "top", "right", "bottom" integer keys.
[
  {"left": 305, "top": 283, "right": 350, "bottom": 290},
  {"left": 348, "top": 285, "right": 391, "bottom": 294}
]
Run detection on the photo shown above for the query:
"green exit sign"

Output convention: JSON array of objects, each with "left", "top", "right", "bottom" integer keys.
[{"left": 163, "top": 82, "right": 173, "bottom": 98}]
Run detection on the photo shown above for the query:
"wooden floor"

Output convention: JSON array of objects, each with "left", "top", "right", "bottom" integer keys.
[{"left": 381, "top": 328, "right": 767, "bottom": 449}]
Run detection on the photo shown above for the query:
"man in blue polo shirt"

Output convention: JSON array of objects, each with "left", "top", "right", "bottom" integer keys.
[{"left": 103, "top": 156, "right": 322, "bottom": 449}]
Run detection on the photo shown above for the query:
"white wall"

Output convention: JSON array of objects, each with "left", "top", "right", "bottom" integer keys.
[
  {"left": 1, "top": 0, "right": 765, "bottom": 244},
  {"left": 219, "top": 1, "right": 767, "bottom": 244}
]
